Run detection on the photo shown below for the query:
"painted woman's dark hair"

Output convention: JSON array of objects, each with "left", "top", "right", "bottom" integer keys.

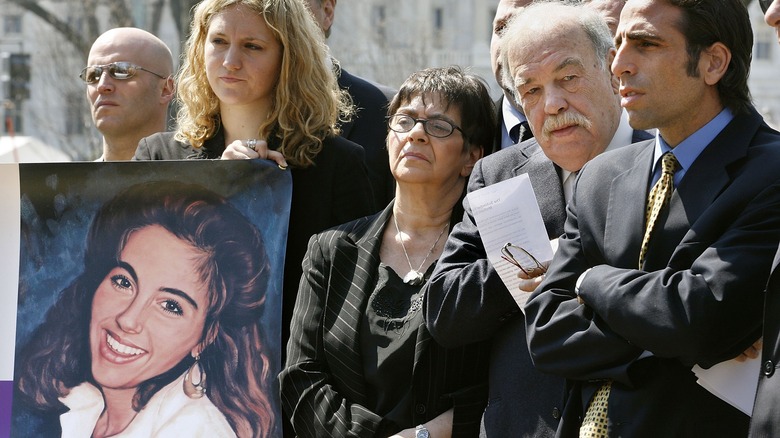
[{"left": 17, "top": 180, "right": 275, "bottom": 437}]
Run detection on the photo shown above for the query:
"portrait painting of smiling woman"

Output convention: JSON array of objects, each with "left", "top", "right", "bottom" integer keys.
[{"left": 7, "top": 160, "right": 288, "bottom": 438}]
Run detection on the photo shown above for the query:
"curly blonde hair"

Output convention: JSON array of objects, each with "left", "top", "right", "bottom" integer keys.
[{"left": 175, "top": 0, "right": 353, "bottom": 168}]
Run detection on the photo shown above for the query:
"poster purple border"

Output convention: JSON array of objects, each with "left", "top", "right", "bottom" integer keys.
[{"left": 1, "top": 160, "right": 290, "bottom": 438}]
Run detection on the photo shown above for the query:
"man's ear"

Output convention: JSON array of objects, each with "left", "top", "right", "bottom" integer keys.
[
  {"left": 161, "top": 76, "right": 175, "bottom": 105},
  {"left": 461, "top": 145, "right": 484, "bottom": 178},
  {"left": 322, "top": 0, "right": 336, "bottom": 35},
  {"left": 607, "top": 48, "right": 619, "bottom": 95},
  {"left": 700, "top": 42, "right": 731, "bottom": 86}
]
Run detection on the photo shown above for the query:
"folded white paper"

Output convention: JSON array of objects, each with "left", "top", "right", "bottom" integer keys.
[
  {"left": 692, "top": 353, "right": 760, "bottom": 416},
  {"left": 467, "top": 173, "right": 553, "bottom": 309}
]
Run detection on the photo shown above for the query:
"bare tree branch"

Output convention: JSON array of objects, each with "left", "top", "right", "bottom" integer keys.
[{"left": 7, "top": 0, "right": 91, "bottom": 57}]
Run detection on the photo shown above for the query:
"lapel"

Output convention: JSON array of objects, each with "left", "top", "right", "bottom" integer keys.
[
  {"left": 772, "top": 246, "right": 780, "bottom": 279},
  {"left": 491, "top": 97, "right": 504, "bottom": 154},
  {"left": 644, "top": 109, "right": 762, "bottom": 268},
  {"left": 412, "top": 318, "right": 432, "bottom": 377},
  {"left": 604, "top": 140, "right": 655, "bottom": 266},
  {"left": 632, "top": 128, "right": 654, "bottom": 143},
  {"left": 324, "top": 203, "right": 393, "bottom": 402},
  {"left": 513, "top": 141, "right": 568, "bottom": 238},
  {"left": 324, "top": 202, "right": 440, "bottom": 390}
]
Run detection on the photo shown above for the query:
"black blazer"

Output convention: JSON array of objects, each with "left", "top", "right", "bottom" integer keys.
[
  {"left": 281, "top": 203, "right": 489, "bottom": 437},
  {"left": 338, "top": 67, "right": 396, "bottom": 209},
  {"left": 134, "top": 129, "right": 377, "bottom": 348},
  {"left": 750, "top": 247, "right": 780, "bottom": 438},
  {"left": 525, "top": 107, "right": 780, "bottom": 437},
  {"left": 425, "top": 129, "right": 653, "bottom": 438}
]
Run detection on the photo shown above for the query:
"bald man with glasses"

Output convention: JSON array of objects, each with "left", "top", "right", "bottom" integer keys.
[{"left": 82, "top": 27, "right": 174, "bottom": 161}]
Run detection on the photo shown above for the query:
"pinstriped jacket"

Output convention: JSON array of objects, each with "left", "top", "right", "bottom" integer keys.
[{"left": 280, "top": 202, "right": 489, "bottom": 438}]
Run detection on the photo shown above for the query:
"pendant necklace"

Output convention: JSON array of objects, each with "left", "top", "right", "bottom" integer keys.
[{"left": 393, "top": 214, "right": 449, "bottom": 286}]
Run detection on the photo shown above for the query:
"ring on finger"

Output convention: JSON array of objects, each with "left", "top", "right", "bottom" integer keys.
[{"left": 246, "top": 139, "right": 259, "bottom": 151}]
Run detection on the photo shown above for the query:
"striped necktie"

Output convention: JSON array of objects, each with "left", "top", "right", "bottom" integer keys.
[
  {"left": 639, "top": 152, "right": 679, "bottom": 268},
  {"left": 579, "top": 152, "right": 678, "bottom": 438}
]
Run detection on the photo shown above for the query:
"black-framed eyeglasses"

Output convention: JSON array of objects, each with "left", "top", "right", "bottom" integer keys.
[
  {"left": 387, "top": 113, "right": 463, "bottom": 138},
  {"left": 79, "top": 62, "right": 167, "bottom": 84},
  {"left": 760, "top": 0, "right": 774, "bottom": 13},
  {"left": 501, "top": 242, "right": 547, "bottom": 277}
]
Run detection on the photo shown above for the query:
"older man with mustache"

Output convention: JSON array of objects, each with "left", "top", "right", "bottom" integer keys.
[{"left": 423, "top": 2, "right": 650, "bottom": 437}]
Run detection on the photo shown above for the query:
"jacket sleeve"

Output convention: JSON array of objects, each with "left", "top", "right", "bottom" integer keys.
[
  {"left": 280, "top": 234, "right": 384, "bottom": 437},
  {"left": 525, "top": 176, "right": 780, "bottom": 385},
  {"left": 424, "top": 159, "right": 521, "bottom": 348}
]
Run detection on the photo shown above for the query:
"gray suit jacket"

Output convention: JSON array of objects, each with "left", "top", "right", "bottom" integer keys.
[
  {"left": 426, "top": 129, "right": 653, "bottom": 438},
  {"left": 426, "top": 140, "right": 564, "bottom": 438},
  {"left": 525, "top": 107, "right": 780, "bottom": 437}
]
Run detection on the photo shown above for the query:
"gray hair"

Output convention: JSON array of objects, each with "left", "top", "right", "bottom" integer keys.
[{"left": 499, "top": 0, "right": 614, "bottom": 103}]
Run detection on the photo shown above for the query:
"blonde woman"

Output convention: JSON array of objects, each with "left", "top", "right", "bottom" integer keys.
[{"left": 136, "top": 0, "right": 376, "bottom": 344}]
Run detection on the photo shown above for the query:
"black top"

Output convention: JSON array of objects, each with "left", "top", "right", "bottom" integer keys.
[{"left": 135, "top": 128, "right": 377, "bottom": 349}]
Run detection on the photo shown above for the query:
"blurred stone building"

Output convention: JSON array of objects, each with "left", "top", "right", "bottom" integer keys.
[{"left": 0, "top": 0, "right": 778, "bottom": 160}]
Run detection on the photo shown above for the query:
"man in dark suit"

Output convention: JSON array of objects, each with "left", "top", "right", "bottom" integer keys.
[
  {"left": 524, "top": 0, "right": 780, "bottom": 436},
  {"left": 749, "top": 0, "right": 780, "bottom": 436},
  {"left": 488, "top": 0, "right": 533, "bottom": 154},
  {"left": 305, "top": 0, "right": 395, "bottom": 208},
  {"left": 424, "top": 3, "right": 650, "bottom": 437}
]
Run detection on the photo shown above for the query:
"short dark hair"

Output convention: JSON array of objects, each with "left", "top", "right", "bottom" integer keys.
[
  {"left": 668, "top": 0, "right": 753, "bottom": 114},
  {"left": 388, "top": 66, "right": 497, "bottom": 152}
]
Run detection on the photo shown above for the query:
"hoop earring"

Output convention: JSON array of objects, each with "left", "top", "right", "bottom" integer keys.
[{"left": 183, "top": 355, "right": 207, "bottom": 399}]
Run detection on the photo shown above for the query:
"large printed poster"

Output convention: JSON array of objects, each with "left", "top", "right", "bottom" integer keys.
[{"left": 1, "top": 160, "right": 291, "bottom": 438}]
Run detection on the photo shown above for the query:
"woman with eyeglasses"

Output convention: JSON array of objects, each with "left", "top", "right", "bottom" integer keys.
[
  {"left": 15, "top": 181, "right": 275, "bottom": 438},
  {"left": 134, "top": 0, "right": 376, "bottom": 349},
  {"left": 281, "top": 66, "right": 495, "bottom": 438}
]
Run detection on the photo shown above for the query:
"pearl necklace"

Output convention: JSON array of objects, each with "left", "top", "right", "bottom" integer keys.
[{"left": 393, "top": 214, "right": 449, "bottom": 286}]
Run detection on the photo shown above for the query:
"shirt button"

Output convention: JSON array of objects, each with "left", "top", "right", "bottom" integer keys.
[
  {"left": 415, "top": 404, "right": 426, "bottom": 415},
  {"left": 763, "top": 360, "right": 775, "bottom": 377},
  {"left": 552, "top": 407, "right": 561, "bottom": 419}
]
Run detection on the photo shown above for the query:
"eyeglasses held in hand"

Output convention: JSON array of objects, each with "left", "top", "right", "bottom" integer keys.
[
  {"left": 387, "top": 114, "right": 463, "bottom": 138},
  {"left": 759, "top": 0, "right": 773, "bottom": 13},
  {"left": 501, "top": 242, "right": 547, "bottom": 277},
  {"left": 79, "top": 62, "right": 167, "bottom": 84}
]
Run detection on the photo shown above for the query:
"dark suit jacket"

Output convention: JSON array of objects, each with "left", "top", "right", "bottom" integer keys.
[
  {"left": 750, "top": 247, "right": 780, "bottom": 438},
  {"left": 489, "top": 96, "right": 530, "bottom": 155},
  {"left": 426, "top": 128, "right": 655, "bottom": 438},
  {"left": 338, "top": 67, "right": 396, "bottom": 208},
  {"left": 134, "top": 129, "right": 377, "bottom": 349},
  {"left": 281, "top": 203, "right": 489, "bottom": 437},
  {"left": 525, "top": 107, "right": 780, "bottom": 437}
]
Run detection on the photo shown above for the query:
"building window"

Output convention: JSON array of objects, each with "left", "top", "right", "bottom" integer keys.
[
  {"left": 4, "top": 15, "right": 22, "bottom": 35},
  {"left": 373, "top": 5, "right": 386, "bottom": 41},
  {"left": 66, "top": 91, "right": 87, "bottom": 136},
  {"left": 433, "top": 7, "right": 444, "bottom": 48},
  {"left": 489, "top": 8, "right": 497, "bottom": 41},
  {"left": 434, "top": 8, "right": 444, "bottom": 31},
  {"left": 754, "top": 30, "right": 773, "bottom": 61}
]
